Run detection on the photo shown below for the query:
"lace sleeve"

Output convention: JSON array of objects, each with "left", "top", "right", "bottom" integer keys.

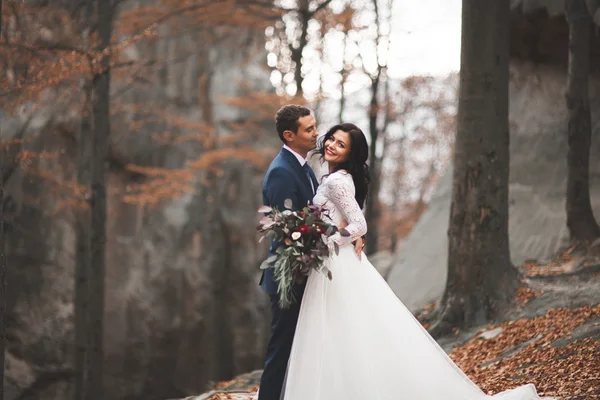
[{"left": 326, "top": 173, "right": 367, "bottom": 245}]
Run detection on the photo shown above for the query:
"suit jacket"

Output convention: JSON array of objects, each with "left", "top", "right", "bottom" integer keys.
[{"left": 260, "top": 148, "right": 319, "bottom": 295}]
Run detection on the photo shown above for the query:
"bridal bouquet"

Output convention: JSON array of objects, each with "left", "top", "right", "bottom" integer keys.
[{"left": 257, "top": 199, "right": 344, "bottom": 308}]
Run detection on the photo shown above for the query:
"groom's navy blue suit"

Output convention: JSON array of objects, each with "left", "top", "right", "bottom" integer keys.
[{"left": 258, "top": 147, "right": 318, "bottom": 400}]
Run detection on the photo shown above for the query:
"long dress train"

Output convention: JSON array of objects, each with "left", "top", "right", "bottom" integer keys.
[{"left": 281, "top": 171, "right": 550, "bottom": 400}]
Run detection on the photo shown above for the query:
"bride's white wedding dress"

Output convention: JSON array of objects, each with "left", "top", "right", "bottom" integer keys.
[{"left": 280, "top": 171, "right": 549, "bottom": 400}]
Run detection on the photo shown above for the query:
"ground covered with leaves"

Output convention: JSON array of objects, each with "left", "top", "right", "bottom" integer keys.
[
  {"left": 174, "top": 305, "right": 599, "bottom": 400},
  {"left": 173, "top": 246, "right": 600, "bottom": 400},
  {"left": 450, "top": 305, "right": 600, "bottom": 399},
  {"left": 443, "top": 245, "right": 600, "bottom": 399}
]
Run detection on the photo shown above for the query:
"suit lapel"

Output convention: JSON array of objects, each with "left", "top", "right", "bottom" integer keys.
[
  {"left": 280, "top": 148, "right": 314, "bottom": 199},
  {"left": 308, "top": 167, "right": 318, "bottom": 191}
]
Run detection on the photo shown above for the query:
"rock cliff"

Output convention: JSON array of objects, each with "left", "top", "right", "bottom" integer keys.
[
  {"left": 3, "top": 3, "right": 276, "bottom": 399},
  {"left": 388, "top": 1, "right": 600, "bottom": 311}
]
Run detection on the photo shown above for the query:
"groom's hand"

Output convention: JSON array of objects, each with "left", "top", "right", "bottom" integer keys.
[
  {"left": 353, "top": 237, "right": 364, "bottom": 260},
  {"left": 338, "top": 220, "right": 363, "bottom": 259}
]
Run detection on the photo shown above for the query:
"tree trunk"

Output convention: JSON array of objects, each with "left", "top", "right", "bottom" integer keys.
[
  {"left": 86, "top": 1, "right": 112, "bottom": 398},
  {"left": 0, "top": 2, "right": 7, "bottom": 398},
  {"left": 74, "top": 85, "right": 92, "bottom": 400},
  {"left": 565, "top": 0, "right": 600, "bottom": 243},
  {"left": 365, "top": 76, "right": 381, "bottom": 254},
  {"left": 429, "top": 0, "right": 519, "bottom": 338},
  {"left": 363, "top": 0, "right": 390, "bottom": 255},
  {"left": 290, "top": 0, "right": 309, "bottom": 96},
  {"left": 74, "top": 4, "right": 93, "bottom": 398},
  {"left": 213, "top": 202, "right": 234, "bottom": 380},
  {"left": 338, "top": 32, "right": 348, "bottom": 123}
]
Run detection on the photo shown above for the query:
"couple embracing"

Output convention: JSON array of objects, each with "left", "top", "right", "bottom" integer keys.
[{"left": 256, "top": 105, "right": 549, "bottom": 400}]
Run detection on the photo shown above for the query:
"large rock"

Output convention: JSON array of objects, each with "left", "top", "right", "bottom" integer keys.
[
  {"left": 3, "top": 3, "right": 276, "bottom": 399},
  {"left": 387, "top": 5, "right": 600, "bottom": 312}
]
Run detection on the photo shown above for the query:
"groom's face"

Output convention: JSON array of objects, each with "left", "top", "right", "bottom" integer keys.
[{"left": 286, "top": 115, "right": 318, "bottom": 156}]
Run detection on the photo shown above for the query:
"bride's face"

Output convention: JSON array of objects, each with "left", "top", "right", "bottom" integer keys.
[{"left": 324, "top": 130, "right": 351, "bottom": 168}]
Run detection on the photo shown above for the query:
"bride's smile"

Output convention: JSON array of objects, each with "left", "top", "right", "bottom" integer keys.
[{"left": 323, "top": 130, "right": 351, "bottom": 170}]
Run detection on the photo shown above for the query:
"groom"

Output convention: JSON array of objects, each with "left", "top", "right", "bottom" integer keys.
[{"left": 257, "top": 105, "right": 319, "bottom": 400}]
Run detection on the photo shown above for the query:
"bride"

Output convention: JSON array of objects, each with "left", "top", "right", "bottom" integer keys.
[{"left": 280, "top": 123, "right": 550, "bottom": 400}]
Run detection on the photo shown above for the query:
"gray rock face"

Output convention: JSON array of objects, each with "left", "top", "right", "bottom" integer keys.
[
  {"left": 385, "top": 162, "right": 453, "bottom": 312},
  {"left": 387, "top": 62, "right": 600, "bottom": 312},
  {"left": 4, "top": 5, "right": 276, "bottom": 399}
]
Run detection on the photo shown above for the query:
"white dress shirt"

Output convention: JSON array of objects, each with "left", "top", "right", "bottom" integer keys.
[{"left": 283, "top": 144, "right": 315, "bottom": 194}]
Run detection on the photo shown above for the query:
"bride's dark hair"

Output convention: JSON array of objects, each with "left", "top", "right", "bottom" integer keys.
[{"left": 317, "top": 123, "right": 370, "bottom": 209}]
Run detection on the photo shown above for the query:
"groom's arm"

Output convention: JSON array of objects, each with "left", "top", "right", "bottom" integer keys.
[
  {"left": 264, "top": 167, "right": 299, "bottom": 211},
  {"left": 264, "top": 167, "right": 299, "bottom": 255}
]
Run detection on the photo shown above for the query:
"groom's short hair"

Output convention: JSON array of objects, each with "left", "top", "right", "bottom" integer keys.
[{"left": 275, "top": 105, "right": 312, "bottom": 143}]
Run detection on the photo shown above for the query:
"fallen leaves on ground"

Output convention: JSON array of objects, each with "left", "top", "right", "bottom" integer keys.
[
  {"left": 213, "top": 380, "right": 237, "bottom": 390},
  {"left": 516, "top": 281, "right": 544, "bottom": 306},
  {"left": 202, "top": 306, "right": 599, "bottom": 400},
  {"left": 523, "top": 243, "right": 600, "bottom": 277},
  {"left": 206, "top": 390, "right": 258, "bottom": 400},
  {"left": 416, "top": 301, "right": 439, "bottom": 329},
  {"left": 449, "top": 305, "right": 600, "bottom": 399}
]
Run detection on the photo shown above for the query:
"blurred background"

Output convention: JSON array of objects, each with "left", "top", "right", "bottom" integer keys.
[{"left": 1, "top": 0, "right": 600, "bottom": 399}]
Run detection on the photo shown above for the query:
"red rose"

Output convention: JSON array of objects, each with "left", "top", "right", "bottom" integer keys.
[{"left": 297, "top": 224, "right": 310, "bottom": 234}]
